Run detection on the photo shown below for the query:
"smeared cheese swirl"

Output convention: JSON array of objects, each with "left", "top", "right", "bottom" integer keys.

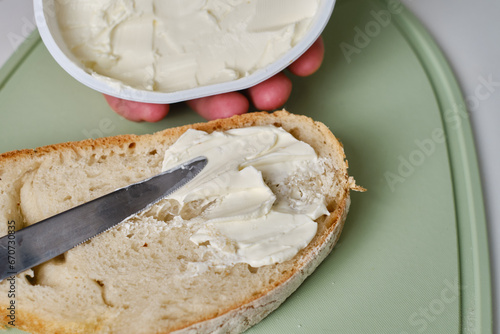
[
  {"left": 55, "top": 0, "right": 319, "bottom": 92},
  {"left": 162, "top": 126, "right": 328, "bottom": 267}
]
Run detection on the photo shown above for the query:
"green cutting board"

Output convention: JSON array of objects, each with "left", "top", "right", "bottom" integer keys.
[{"left": 0, "top": 0, "right": 491, "bottom": 333}]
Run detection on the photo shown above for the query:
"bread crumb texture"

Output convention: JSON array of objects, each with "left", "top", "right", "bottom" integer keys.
[{"left": 0, "top": 110, "right": 353, "bottom": 334}]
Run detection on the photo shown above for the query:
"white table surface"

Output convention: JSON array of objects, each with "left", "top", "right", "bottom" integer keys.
[{"left": 1, "top": 0, "right": 499, "bottom": 331}]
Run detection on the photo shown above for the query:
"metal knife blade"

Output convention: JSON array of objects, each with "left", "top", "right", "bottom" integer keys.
[{"left": 0, "top": 156, "right": 207, "bottom": 281}]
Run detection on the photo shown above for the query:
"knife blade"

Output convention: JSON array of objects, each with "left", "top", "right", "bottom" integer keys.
[{"left": 0, "top": 156, "right": 207, "bottom": 281}]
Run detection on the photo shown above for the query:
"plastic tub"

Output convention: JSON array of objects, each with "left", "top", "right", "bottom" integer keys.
[{"left": 34, "top": 0, "right": 336, "bottom": 104}]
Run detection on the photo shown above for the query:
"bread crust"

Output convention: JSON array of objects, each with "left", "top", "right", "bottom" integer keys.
[{"left": 0, "top": 110, "right": 355, "bottom": 334}]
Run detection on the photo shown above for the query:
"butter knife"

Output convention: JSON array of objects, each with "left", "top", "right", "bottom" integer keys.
[{"left": 0, "top": 156, "right": 207, "bottom": 281}]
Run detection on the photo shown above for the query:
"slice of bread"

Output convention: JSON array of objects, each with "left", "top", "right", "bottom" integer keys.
[{"left": 0, "top": 110, "right": 361, "bottom": 334}]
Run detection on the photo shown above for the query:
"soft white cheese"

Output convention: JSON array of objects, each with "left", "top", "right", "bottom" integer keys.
[
  {"left": 161, "top": 126, "right": 329, "bottom": 267},
  {"left": 55, "top": 0, "right": 319, "bottom": 92}
]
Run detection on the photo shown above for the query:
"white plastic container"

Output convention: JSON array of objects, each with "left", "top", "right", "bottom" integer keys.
[{"left": 34, "top": 0, "right": 336, "bottom": 104}]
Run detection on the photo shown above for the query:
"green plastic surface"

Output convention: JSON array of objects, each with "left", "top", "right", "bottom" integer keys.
[{"left": 0, "top": 0, "right": 491, "bottom": 333}]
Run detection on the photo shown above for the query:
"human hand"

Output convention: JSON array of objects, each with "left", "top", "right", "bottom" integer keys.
[{"left": 104, "top": 37, "right": 325, "bottom": 122}]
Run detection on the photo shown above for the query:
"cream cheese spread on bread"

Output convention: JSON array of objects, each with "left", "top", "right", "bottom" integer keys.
[
  {"left": 161, "top": 126, "right": 329, "bottom": 267},
  {"left": 55, "top": 0, "right": 319, "bottom": 92},
  {"left": 0, "top": 110, "right": 356, "bottom": 334}
]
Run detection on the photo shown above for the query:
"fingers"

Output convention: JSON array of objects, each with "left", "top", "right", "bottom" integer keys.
[
  {"left": 247, "top": 72, "right": 292, "bottom": 111},
  {"left": 287, "top": 36, "right": 324, "bottom": 77},
  {"left": 188, "top": 72, "right": 291, "bottom": 119},
  {"left": 246, "top": 37, "right": 323, "bottom": 111},
  {"left": 103, "top": 95, "right": 169, "bottom": 122},
  {"left": 189, "top": 70, "right": 294, "bottom": 119},
  {"left": 186, "top": 92, "right": 249, "bottom": 120}
]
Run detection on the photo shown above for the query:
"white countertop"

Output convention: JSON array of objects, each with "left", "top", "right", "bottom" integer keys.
[{"left": 1, "top": 0, "right": 499, "bottom": 330}]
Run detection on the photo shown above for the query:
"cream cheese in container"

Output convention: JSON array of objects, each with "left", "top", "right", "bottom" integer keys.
[{"left": 34, "top": 0, "right": 336, "bottom": 104}]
